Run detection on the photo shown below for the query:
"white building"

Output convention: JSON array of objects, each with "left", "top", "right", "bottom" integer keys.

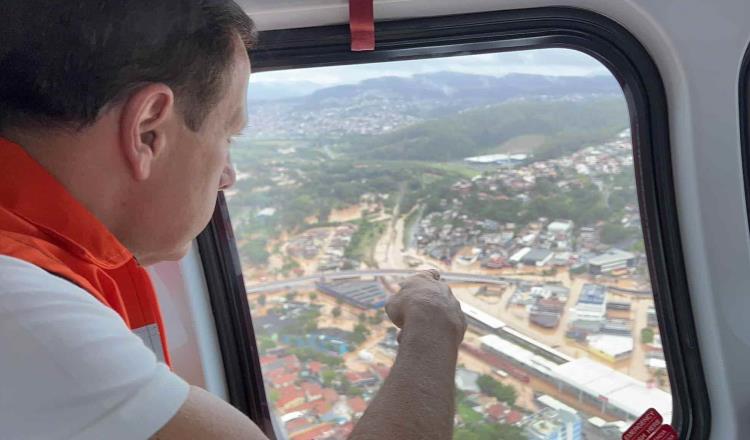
[{"left": 588, "top": 249, "right": 636, "bottom": 275}]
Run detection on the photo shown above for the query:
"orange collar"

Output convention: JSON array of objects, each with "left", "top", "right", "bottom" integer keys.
[{"left": 0, "top": 137, "right": 133, "bottom": 269}]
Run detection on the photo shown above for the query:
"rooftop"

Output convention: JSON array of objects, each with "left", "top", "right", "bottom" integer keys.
[
  {"left": 479, "top": 334, "right": 560, "bottom": 375},
  {"left": 578, "top": 284, "right": 607, "bottom": 305},
  {"left": 587, "top": 334, "right": 633, "bottom": 357},
  {"left": 589, "top": 249, "right": 636, "bottom": 266},
  {"left": 460, "top": 300, "right": 506, "bottom": 330},
  {"left": 551, "top": 358, "right": 672, "bottom": 423}
]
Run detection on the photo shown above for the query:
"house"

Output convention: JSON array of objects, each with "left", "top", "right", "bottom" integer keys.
[
  {"left": 345, "top": 371, "right": 379, "bottom": 387},
  {"left": 588, "top": 249, "right": 636, "bottom": 275},
  {"left": 268, "top": 371, "right": 298, "bottom": 389},
  {"left": 277, "top": 386, "right": 306, "bottom": 412},
  {"left": 289, "top": 423, "right": 336, "bottom": 440},
  {"left": 347, "top": 397, "right": 367, "bottom": 418},
  {"left": 301, "top": 382, "right": 324, "bottom": 401}
]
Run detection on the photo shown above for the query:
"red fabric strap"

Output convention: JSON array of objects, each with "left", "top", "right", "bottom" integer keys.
[{"left": 349, "top": 0, "right": 374, "bottom": 51}]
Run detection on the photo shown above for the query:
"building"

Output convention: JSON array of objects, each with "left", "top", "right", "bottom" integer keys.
[
  {"left": 455, "top": 368, "right": 481, "bottom": 393},
  {"left": 586, "top": 334, "right": 634, "bottom": 362},
  {"left": 522, "top": 248, "right": 554, "bottom": 266},
  {"left": 606, "top": 301, "right": 631, "bottom": 320},
  {"left": 460, "top": 300, "right": 506, "bottom": 333},
  {"left": 588, "top": 249, "right": 636, "bottom": 275},
  {"left": 316, "top": 280, "right": 387, "bottom": 309},
  {"left": 530, "top": 298, "right": 565, "bottom": 329},
  {"left": 479, "top": 334, "right": 562, "bottom": 382},
  {"left": 570, "top": 284, "right": 607, "bottom": 332},
  {"left": 550, "top": 358, "right": 672, "bottom": 423},
  {"left": 583, "top": 417, "right": 628, "bottom": 440},
  {"left": 600, "top": 319, "right": 632, "bottom": 337},
  {"left": 523, "top": 406, "right": 582, "bottom": 440},
  {"left": 548, "top": 220, "right": 575, "bottom": 235}
]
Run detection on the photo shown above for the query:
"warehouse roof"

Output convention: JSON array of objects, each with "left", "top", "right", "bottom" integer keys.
[
  {"left": 589, "top": 249, "right": 635, "bottom": 266},
  {"left": 551, "top": 358, "right": 672, "bottom": 423},
  {"left": 460, "top": 300, "right": 506, "bottom": 330},
  {"left": 578, "top": 284, "right": 607, "bottom": 305},
  {"left": 479, "top": 334, "right": 559, "bottom": 374}
]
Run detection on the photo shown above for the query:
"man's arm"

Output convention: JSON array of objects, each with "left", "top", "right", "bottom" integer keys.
[
  {"left": 155, "top": 271, "right": 464, "bottom": 440},
  {"left": 350, "top": 271, "right": 467, "bottom": 440},
  {"left": 151, "top": 386, "right": 269, "bottom": 440}
]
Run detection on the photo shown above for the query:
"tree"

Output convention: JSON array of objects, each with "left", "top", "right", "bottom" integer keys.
[
  {"left": 309, "top": 292, "right": 318, "bottom": 302},
  {"left": 358, "top": 312, "right": 367, "bottom": 323},
  {"left": 286, "top": 291, "right": 298, "bottom": 302},
  {"left": 332, "top": 307, "right": 342, "bottom": 318},
  {"left": 321, "top": 369, "right": 337, "bottom": 387},
  {"left": 258, "top": 294, "right": 266, "bottom": 306},
  {"left": 476, "top": 374, "right": 518, "bottom": 406},
  {"left": 369, "top": 310, "right": 384, "bottom": 325},
  {"left": 454, "top": 423, "right": 525, "bottom": 440},
  {"left": 350, "top": 323, "right": 371, "bottom": 345},
  {"left": 240, "top": 239, "right": 270, "bottom": 265},
  {"left": 601, "top": 223, "right": 631, "bottom": 245},
  {"left": 268, "top": 389, "right": 280, "bottom": 404},
  {"left": 641, "top": 327, "right": 655, "bottom": 344},
  {"left": 259, "top": 336, "right": 276, "bottom": 352}
]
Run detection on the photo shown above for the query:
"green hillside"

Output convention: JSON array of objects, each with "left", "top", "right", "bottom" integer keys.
[{"left": 348, "top": 97, "right": 628, "bottom": 161}]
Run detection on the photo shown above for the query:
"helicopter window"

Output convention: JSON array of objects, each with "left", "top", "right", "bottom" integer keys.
[{"left": 197, "top": 9, "right": 708, "bottom": 439}]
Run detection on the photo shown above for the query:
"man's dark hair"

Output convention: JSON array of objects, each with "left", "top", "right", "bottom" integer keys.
[{"left": 0, "top": 1, "right": 256, "bottom": 132}]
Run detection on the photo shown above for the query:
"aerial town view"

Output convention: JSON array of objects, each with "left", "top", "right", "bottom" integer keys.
[{"left": 226, "top": 50, "right": 671, "bottom": 440}]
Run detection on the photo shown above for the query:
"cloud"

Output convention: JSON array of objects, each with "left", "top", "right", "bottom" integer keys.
[{"left": 250, "top": 48, "right": 609, "bottom": 86}]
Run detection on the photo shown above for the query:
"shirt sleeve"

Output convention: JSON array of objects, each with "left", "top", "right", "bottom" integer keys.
[{"left": 0, "top": 256, "right": 190, "bottom": 440}]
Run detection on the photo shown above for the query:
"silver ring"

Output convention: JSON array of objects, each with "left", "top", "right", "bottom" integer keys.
[{"left": 425, "top": 269, "right": 441, "bottom": 280}]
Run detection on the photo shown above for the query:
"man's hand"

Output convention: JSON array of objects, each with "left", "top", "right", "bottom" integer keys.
[
  {"left": 385, "top": 270, "right": 467, "bottom": 346},
  {"left": 351, "top": 270, "right": 467, "bottom": 440}
]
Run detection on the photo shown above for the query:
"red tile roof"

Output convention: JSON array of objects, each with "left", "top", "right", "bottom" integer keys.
[
  {"left": 486, "top": 403, "right": 510, "bottom": 420},
  {"left": 311, "top": 399, "right": 333, "bottom": 415},
  {"left": 285, "top": 418, "right": 312, "bottom": 434},
  {"left": 371, "top": 364, "right": 391, "bottom": 380},
  {"left": 269, "top": 372, "right": 298, "bottom": 388},
  {"left": 277, "top": 386, "right": 305, "bottom": 409},
  {"left": 290, "top": 423, "right": 336, "bottom": 440},
  {"left": 301, "top": 382, "right": 324, "bottom": 400},
  {"left": 345, "top": 371, "right": 376, "bottom": 383},
  {"left": 281, "top": 354, "right": 301, "bottom": 367},
  {"left": 347, "top": 397, "right": 367, "bottom": 414},
  {"left": 505, "top": 410, "right": 523, "bottom": 425},
  {"left": 285, "top": 401, "right": 316, "bottom": 415},
  {"left": 321, "top": 388, "right": 340, "bottom": 404},
  {"left": 307, "top": 361, "right": 323, "bottom": 374},
  {"left": 260, "top": 355, "right": 278, "bottom": 367}
]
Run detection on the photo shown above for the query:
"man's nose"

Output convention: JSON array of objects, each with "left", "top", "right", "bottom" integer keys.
[{"left": 219, "top": 156, "right": 237, "bottom": 190}]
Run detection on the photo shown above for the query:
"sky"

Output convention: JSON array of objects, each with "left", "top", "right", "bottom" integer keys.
[{"left": 249, "top": 48, "right": 610, "bottom": 86}]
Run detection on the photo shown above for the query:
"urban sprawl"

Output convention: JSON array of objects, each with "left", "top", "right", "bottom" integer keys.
[{"left": 226, "top": 126, "right": 670, "bottom": 440}]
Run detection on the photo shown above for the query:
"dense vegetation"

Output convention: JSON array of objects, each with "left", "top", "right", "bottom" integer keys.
[
  {"left": 476, "top": 374, "right": 518, "bottom": 406},
  {"left": 227, "top": 93, "right": 640, "bottom": 269},
  {"left": 349, "top": 98, "right": 628, "bottom": 161}
]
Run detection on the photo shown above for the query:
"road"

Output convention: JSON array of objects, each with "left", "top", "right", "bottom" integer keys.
[{"left": 245, "top": 269, "right": 519, "bottom": 293}]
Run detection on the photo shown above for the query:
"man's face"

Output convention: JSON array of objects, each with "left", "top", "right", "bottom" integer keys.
[{"left": 140, "top": 37, "right": 249, "bottom": 262}]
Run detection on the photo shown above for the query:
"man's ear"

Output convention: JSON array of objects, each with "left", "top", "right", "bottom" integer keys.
[{"left": 119, "top": 84, "right": 175, "bottom": 181}]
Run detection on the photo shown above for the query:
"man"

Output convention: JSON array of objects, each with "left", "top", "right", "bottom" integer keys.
[{"left": 0, "top": 1, "right": 467, "bottom": 439}]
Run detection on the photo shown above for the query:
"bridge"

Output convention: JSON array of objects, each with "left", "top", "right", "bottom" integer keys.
[{"left": 244, "top": 269, "right": 519, "bottom": 294}]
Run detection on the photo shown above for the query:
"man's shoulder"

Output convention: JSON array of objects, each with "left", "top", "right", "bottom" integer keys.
[
  {"left": 0, "top": 256, "right": 190, "bottom": 440},
  {"left": 0, "top": 254, "right": 103, "bottom": 311}
]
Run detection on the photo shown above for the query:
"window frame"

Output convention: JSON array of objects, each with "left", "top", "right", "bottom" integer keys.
[{"left": 198, "top": 6, "right": 709, "bottom": 438}]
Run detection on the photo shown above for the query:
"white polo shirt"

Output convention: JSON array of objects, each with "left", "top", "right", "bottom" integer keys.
[{"left": 0, "top": 255, "right": 190, "bottom": 440}]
